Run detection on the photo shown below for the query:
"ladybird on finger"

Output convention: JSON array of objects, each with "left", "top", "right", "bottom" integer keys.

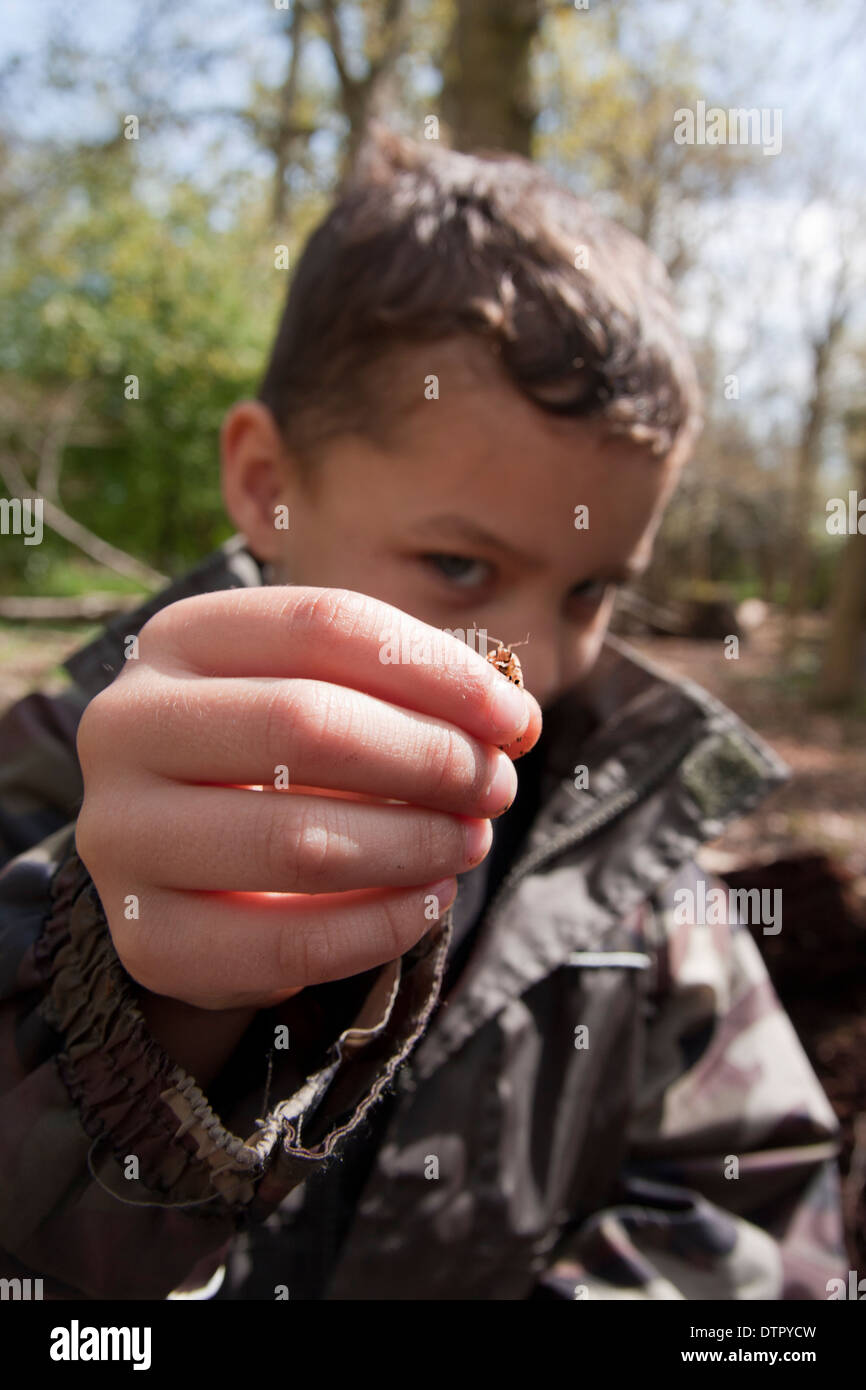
[{"left": 485, "top": 637, "right": 528, "bottom": 689}]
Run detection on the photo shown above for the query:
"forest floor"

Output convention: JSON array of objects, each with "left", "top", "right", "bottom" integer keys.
[
  {"left": 2, "top": 611, "right": 864, "bottom": 1272},
  {"left": 629, "top": 618, "right": 866, "bottom": 887}
]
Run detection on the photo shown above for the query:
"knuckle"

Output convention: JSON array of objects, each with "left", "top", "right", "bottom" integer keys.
[
  {"left": 291, "top": 801, "right": 332, "bottom": 891},
  {"left": 256, "top": 794, "right": 292, "bottom": 888},
  {"left": 259, "top": 796, "right": 332, "bottom": 893},
  {"left": 260, "top": 682, "right": 301, "bottom": 758},
  {"left": 310, "top": 685, "right": 354, "bottom": 759},
  {"left": 112, "top": 909, "right": 168, "bottom": 994},
  {"left": 284, "top": 586, "right": 374, "bottom": 648},
  {"left": 139, "top": 593, "right": 199, "bottom": 644},
  {"left": 428, "top": 725, "right": 484, "bottom": 804},
  {"left": 135, "top": 604, "right": 186, "bottom": 665},
  {"left": 461, "top": 739, "right": 491, "bottom": 803},
  {"left": 76, "top": 673, "right": 149, "bottom": 775},
  {"left": 136, "top": 594, "right": 213, "bottom": 669},
  {"left": 261, "top": 680, "right": 339, "bottom": 764},
  {"left": 74, "top": 801, "right": 104, "bottom": 870},
  {"left": 75, "top": 689, "right": 116, "bottom": 771},
  {"left": 136, "top": 608, "right": 166, "bottom": 648},
  {"left": 74, "top": 791, "right": 131, "bottom": 875},
  {"left": 377, "top": 891, "right": 417, "bottom": 960},
  {"left": 422, "top": 727, "right": 456, "bottom": 802},
  {"left": 284, "top": 913, "right": 333, "bottom": 986},
  {"left": 285, "top": 587, "right": 348, "bottom": 640},
  {"left": 391, "top": 797, "right": 443, "bottom": 859},
  {"left": 112, "top": 931, "right": 150, "bottom": 988},
  {"left": 416, "top": 809, "right": 461, "bottom": 870},
  {"left": 101, "top": 895, "right": 144, "bottom": 968}
]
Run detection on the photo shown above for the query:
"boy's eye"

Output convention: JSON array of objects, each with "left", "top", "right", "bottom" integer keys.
[
  {"left": 422, "top": 553, "right": 494, "bottom": 588},
  {"left": 569, "top": 578, "right": 610, "bottom": 603}
]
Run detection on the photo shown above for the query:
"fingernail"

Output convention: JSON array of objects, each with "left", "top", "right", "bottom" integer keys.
[
  {"left": 425, "top": 876, "right": 458, "bottom": 912},
  {"left": 483, "top": 751, "right": 518, "bottom": 814},
  {"left": 490, "top": 680, "right": 530, "bottom": 741},
  {"left": 463, "top": 819, "right": 493, "bottom": 867}
]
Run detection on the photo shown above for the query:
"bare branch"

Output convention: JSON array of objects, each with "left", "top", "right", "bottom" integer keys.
[
  {"left": 269, "top": 1, "right": 312, "bottom": 226},
  {"left": 319, "top": 0, "right": 356, "bottom": 98},
  {"left": 34, "top": 382, "right": 90, "bottom": 500},
  {"left": 370, "top": 0, "right": 409, "bottom": 82},
  {"left": 0, "top": 451, "right": 166, "bottom": 589},
  {"left": 0, "top": 593, "right": 143, "bottom": 622}
]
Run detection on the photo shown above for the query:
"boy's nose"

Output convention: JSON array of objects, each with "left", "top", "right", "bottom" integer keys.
[
  {"left": 514, "top": 643, "right": 564, "bottom": 712},
  {"left": 519, "top": 631, "right": 604, "bottom": 711}
]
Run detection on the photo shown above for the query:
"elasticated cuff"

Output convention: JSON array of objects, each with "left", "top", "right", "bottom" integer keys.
[{"left": 34, "top": 848, "right": 452, "bottom": 1223}]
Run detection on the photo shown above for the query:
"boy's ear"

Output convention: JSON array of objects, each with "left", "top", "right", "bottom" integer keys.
[{"left": 220, "top": 400, "right": 299, "bottom": 562}]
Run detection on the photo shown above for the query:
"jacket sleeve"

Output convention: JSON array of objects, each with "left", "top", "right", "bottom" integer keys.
[
  {"left": 531, "top": 863, "right": 848, "bottom": 1301},
  {"left": 0, "top": 686, "right": 452, "bottom": 1301},
  {"left": 0, "top": 686, "right": 89, "bottom": 867}
]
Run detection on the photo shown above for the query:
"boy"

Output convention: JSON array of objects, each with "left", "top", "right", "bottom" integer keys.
[{"left": 0, "top": 129, "right": 847, "bottom": 1300}]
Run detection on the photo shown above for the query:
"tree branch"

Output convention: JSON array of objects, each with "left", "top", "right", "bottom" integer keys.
[
  {"left": 0, "top": 451, "right": 166, "bottom": 589},
  {"left": 319, "top": 0, "right": 356, "bottom": 98},
  {"left": 369, "top": 0, "right": 409, "bottom": 83}
]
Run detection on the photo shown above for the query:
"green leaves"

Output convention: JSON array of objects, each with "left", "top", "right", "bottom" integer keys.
[{"left": 0, "top": 156, "right": 281, "bottom": 576}]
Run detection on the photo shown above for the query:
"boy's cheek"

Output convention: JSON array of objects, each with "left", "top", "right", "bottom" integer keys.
[
  {"left": 574, "top": 610, "right": 616, "bottom": 682},
  {"left": 531, "top": 603, "right": 615, "bottom": 711}
]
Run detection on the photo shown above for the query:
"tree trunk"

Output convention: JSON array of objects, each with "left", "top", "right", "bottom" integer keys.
[
  {"left": 321, "top": 0, "right": 409, "bottom": 181},
  {"left": 687, "top": 481, "right": 713, "bottom": 587},
  {"left": 785, "top": 383, "right": 826, "bottom": 621},
  {"left": 815, "top": 428, "right": 866, "bottom": 707},
  {"left": 441, "top": 0, "right": 543, "bottom": 154},
  {"left": 783, "top": 272, "right": 848, "bottom": 661},
  {"left": 270, "top": 2, "right": 308, "bottom": 230}
]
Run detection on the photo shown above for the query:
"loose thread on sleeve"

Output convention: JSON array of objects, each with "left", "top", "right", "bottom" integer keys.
[
  {"left": 261, "top": 1046, "right": 275, "bottom": 1120},
  {"left": 85, "top": 1133, "right": 223, "bottom": 1210}
]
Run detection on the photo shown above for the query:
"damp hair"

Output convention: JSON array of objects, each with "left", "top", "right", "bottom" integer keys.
[{"left": 257, "top": 125, "right": 703, "bottom": 469}]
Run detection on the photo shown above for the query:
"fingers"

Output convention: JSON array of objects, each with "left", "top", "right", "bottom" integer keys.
[
  {"left": 107, "top": 675, "right": 519, "bottom": 818},
  {"left": 88, "top": 782, "right": 493, "bottom": 892},
  {"left": 141, "top": 587, "right": 542, "bottom": 750},
  {"left": 111, "top": 878, "right": 459, "bottom": 1009},
  {"left": 496, "top": 697, "right": 544, "bottom": 760},
  {"left": 76, "top": 584, "right": 545, "bottom": 1015}
]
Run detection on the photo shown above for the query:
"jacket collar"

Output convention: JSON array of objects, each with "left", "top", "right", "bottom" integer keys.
[{"left": 407, "top": 634, "right": 788, "bottom": 1079}]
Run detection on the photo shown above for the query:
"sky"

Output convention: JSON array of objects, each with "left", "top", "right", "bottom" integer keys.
[
  {"left": 3, "top": 0, "right": 863, "bottom": 175},
  {"left": 1, "top": 0, "right": 863, "bottom": 461}
]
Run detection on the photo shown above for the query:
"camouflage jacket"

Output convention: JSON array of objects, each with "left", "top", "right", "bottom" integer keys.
[{"left": 0, "top": 536, "right": 847, "bottom": 1299}]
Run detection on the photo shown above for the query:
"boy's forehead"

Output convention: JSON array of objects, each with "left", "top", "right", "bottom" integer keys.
[
  {"left": 374, "top": 334, "right": 663, "bottom": 470},
  {"left": 362, "top": 336, "right": 678, "bottom": 565}
]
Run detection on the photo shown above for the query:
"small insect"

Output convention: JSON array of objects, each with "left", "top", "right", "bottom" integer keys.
[{"left": 485, "top": 635, "right": 530, "bottom": 689}]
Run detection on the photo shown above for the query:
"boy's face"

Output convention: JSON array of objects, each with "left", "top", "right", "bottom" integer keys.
[{"left": 222, "top": 338, "right": 682, "bottom": 712}]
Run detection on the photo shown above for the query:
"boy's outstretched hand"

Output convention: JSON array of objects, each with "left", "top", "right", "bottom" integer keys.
[{"left": 73, "top": 588, "right": 541, "bottom": 1077}]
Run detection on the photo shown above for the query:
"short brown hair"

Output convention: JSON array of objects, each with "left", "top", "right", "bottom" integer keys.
[{"left": 258, "top": 126, "right": 703, "bottom": 466}]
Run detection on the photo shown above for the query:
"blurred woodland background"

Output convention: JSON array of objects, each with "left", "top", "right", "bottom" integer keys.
[{"left": 0, "top": 0, "right": 864, "bottom": 1265}]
